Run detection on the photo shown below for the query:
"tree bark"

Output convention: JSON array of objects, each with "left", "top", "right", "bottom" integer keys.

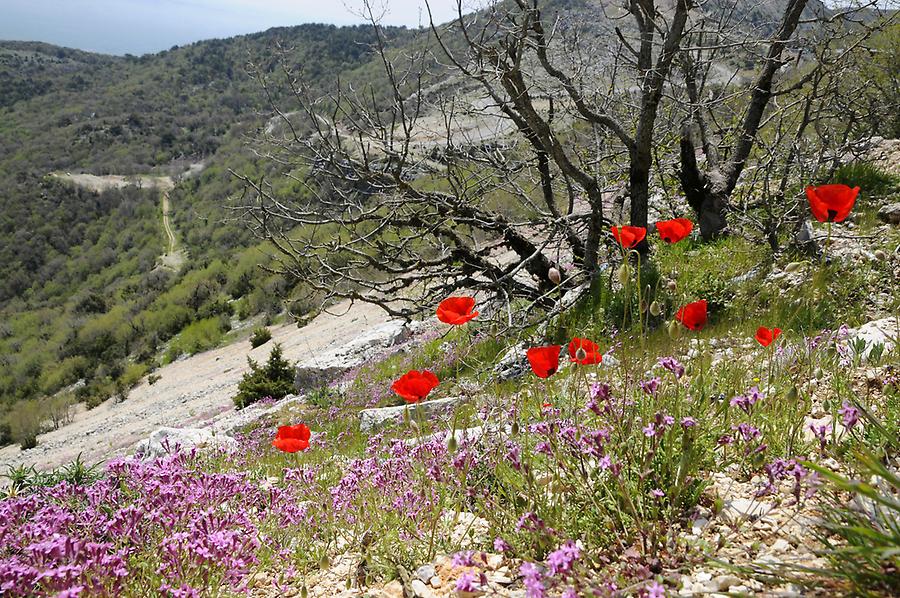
[
  {"left": 679, "top": 130, "right": 728, "bottom": 240},
  {"left": 679, "top": 0, "right": 809, "bottom": 239}
]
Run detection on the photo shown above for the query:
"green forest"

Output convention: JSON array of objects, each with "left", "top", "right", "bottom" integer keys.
[{"left": 0, "top": 24, "right": 416, "bottom": 445}]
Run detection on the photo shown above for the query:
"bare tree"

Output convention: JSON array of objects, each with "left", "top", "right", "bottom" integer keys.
[
  {"left": 235, "top": 0, "right": 700, "bottom": 320},
  {"left": 676, "top": 0, "right": 894, "bottom": 241},
  {"left": 234, "top": 0, "right": 893, "bottom": 321}
]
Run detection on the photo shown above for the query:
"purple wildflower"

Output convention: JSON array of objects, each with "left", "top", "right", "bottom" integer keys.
[
  {"left": 733, "top": 423, "right": 761, "bottom": 442},
  {"left": 493, "top": 537, "right": 511, "bottom": 553},
  {"left": 590, "top": 382, "right": 611, "bottom": 401},
  {"left": 506, "top": 441, "right": 522, "bottom": 471},
  {"left": 808, "top": 423, "right": 827, "bottom": 450},
  {"left": 452, "top": 551, "right": 476, "bottom": 567},
  {"left": 658, "top": 356, "right": 685, "bottom": 379},
  {"left": 520, "top": 562, "right": 545, "bottom": 598},
  {"left": 546, "top": 540, "right": 580, "bottom": 576},
  {"left": 455, "top": 571, "right": 478, "bottom": 593},
  {"left": 839, "top": 402, "right": 860, "bottom": 429},
  {"left": 639, "top": 377, "right": 661, "bottom": 396},
  {"left": 644, "top": 580, "right": 666, "bottom": 597}
]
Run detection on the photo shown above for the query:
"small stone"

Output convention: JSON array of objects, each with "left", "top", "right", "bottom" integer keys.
[
  {"left": 713, "top": 574, "right": 742, "bottom": 591},
  {"left": 485, "top": 554, "right": 503, "bottom": 570},
  {"left": 691, "top": 518, "right": 710, "bottom": 535},
  {"left": 695, "top": 571, "right": 712, "bottom": 583},
  {"left": 430, "top": 576, "right": 441, "bottom": 589},
  {"left": 877, "top": 202, "right": 900, "bottom": 224},
  {"left": 411, "top": 578, "right": 435, "bottom": 598},
  {"left": 723, "top": 498, "right": 770, "bottom": 520},
  {"left": 770, "top": 538, "right": 792, "bottom": 552},
  {"left": 416, "top": 564, "right": 436, "bottom": 584},
  {"left": 381, "top": 580, "right": 404, "bottom": 598}
]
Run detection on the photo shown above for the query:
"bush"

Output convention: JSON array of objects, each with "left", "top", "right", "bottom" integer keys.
[
  {"left": 831, "top": 162, "right": 898, "bottom": 199},
  {"left": 249, "top": 327, "right": 272, "bottom": 349},
  {"left": 0, "top": 420, "right": 12, "bottom": 447},
  {"left": 46, "top": 392, "right": 75, "bottom": 430},
  {"left": 232, "top": 343, "right": 295, "bottom": 409},
  {"left": 164, "top": 316, "right": 228, "bottom": 363},
  {"left": 119, "top": 362, "right": 148, "bottom": 389},
  {"left": 7, "top": 399, "right": 43, "bottom": 449}
]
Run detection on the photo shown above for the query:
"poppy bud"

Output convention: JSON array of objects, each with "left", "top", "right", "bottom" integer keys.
[
  {"left": 511, "top": 421, "right": 519, "bottom": 436},
  {"left": 874, "top": 249, "right": 887, "bottom": 261},
  {"left": 302, "top": 585, "right": 309, "bottom": 598},
  {"left": 685, "top": 363, "right": 694, "bottom": 377},
  {"left": 617, "top": 263, "right": 631, "bottom": 285},
  {"left": 575, "top": 347, "right": 587, "bottom": 361},
  {"left": 814, "top": 368, "right": 823, "bottom": 380},
  {"left": 784, "top": 261, "right": 804, "bottom": 273},
  {"left": 667, "top": 280, "right": 677, "bottom": 292},
  {"left": 786, "top": 386, "right": 798, "bottom": 402},
  {"left": 667, "top": 319, "right": 682, "bottom": 340},
  {"left": 403, "top": 408, "right": 411, "bottom": 425},
  {"left": 649, "top": 301, "right": 662, "bottom": 316},
  {"left": 548, "top": 267, "right": 562, "bottom": 285},
  {"left": 346, "top": 578, "right": 352, "bottom": 589},
  {"left": 447, "top": 434, "right": 458, "bottom": 453},
  {"left": 320, "top": 554, "right": 331, "bottom": 570},
  {"left": 640, "top": 300, "right": 649, "bottom": 313}
]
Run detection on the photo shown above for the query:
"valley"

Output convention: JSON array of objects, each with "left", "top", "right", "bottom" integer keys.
[{"left": 0, "top": 298, "right": 393, "bottom": 472}]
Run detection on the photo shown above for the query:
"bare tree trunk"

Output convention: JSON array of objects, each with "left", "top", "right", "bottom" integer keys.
[
  {"left": 679, "top": 0, "right": 809, "bottom": 240},
  {"left": 678, "top": 128, "right": 728, "bottom": 240}
]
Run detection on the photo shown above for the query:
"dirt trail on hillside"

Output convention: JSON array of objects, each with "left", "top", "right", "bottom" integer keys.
[
  {"left": 161, "top": 191, "right": 176, "bottom": 253},
  {"left": 158, "top": 190, "right": 187, "bottom": 270},
  {"left": 0, "top": 300, "right": 392, "bottom": 472},
  {"left": 52, "top": 172, "right": 186, "bottom": 270}
]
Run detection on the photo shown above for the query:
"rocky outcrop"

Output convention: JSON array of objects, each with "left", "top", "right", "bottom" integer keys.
[
  {"left": 878, "top": 202, "right": 900, "bottom": 225},
  {"left": 359, "top": 396, "right": 466, "bottom": 432},
  {"left": 210, "top": 394, "right": 307, "bottom": 437},
  {"left": 294, "top": 319, "right": 415, "bottom": 391},
  {"left": 865, "top": 136, "right": 900, "bottom": 177},
  {"left": 134, "top": 427, "right": 235, "bottom": 459},
  {"left": 847, "top": 317, "right": 898, "bottom": 362}
]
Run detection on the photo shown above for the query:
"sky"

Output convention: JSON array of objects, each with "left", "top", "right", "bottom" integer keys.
[{"left": 0, "top": 0, "right": 467, "bottom": 56}]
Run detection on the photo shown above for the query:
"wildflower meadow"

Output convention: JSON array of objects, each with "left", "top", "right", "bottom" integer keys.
[{"left": 1, "top": 182, "right": 898, "bottom": 597}]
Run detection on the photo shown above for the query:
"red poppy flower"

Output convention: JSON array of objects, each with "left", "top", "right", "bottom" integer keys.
[
  {"left": 542, "top": 402, "right": 553, "bottom": 409},
  {"left": 527, "top": 345, "right": 561, "bottom": 379},
  {"left": 805, "top": 184, "right": 859, "bottom": 223},
  {"left": 436, "top": 296, "right": 479, "bottom": 325},
  {"left": 655, "top": 218, "right": 694, "bottom": 244},
  {"left": 675, "top": 300, "right": 708, "bottom": 331},
  {"left": 568, "top": 337, "right": 603, "bottom": 365},
  {"left": 610, "top": 226, "right": 647, "bottom": 249},
  {"left": 755, "top": 326, "right": 782, "bottom": 348},
  {"left": 391, "top": 370, "right": 439, "bottom": 404},
  {"left": 272, "top": 423, "right": 311, "bottom": 453}
]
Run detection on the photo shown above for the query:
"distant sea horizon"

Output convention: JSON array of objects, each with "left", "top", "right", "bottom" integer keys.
[{"left": 0, "top": 0, "right": 463, "bottom": 56}]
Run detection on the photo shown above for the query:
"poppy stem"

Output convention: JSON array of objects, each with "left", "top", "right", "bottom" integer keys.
[{"left": 635, "top": 250, "right": 644, "bottom": 338}]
